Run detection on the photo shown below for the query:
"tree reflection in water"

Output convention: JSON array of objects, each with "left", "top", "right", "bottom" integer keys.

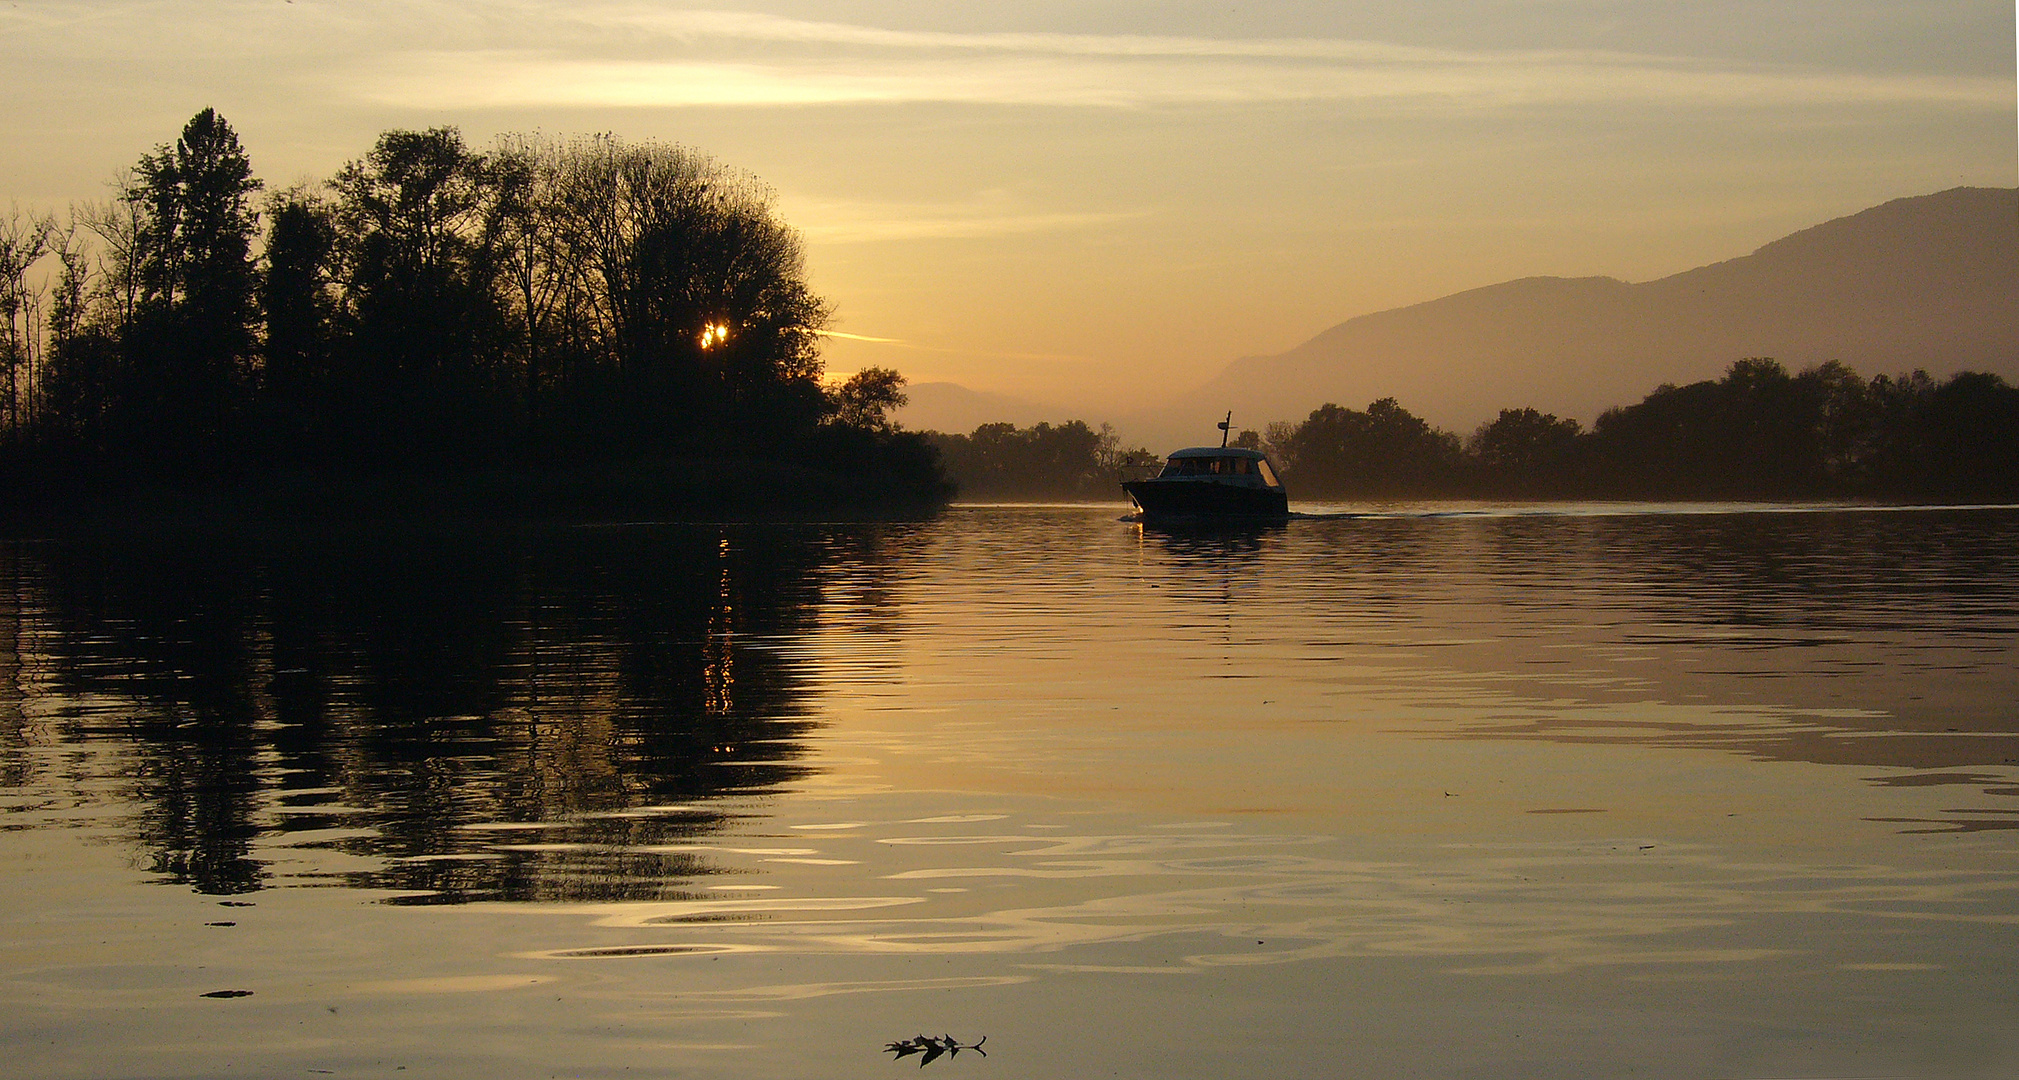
[{"left": 0, "top": 524, "right": 890, "bottom": 902}]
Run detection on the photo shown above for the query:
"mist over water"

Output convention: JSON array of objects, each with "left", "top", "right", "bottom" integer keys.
[{"left": 2, "top": 505, "right": 2015, "bottom": 1078}]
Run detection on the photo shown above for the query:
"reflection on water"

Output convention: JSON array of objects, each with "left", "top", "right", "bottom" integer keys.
[
  {"left": 1409, "top": 510, "right": 2019, "bottom": 817},
  {"left": 3, "top": 507, "right": 2014, "bottom": 895},
  {"left": 541, "top": 820, "right": 2016, "bottom": 975},
  {"left": 2, "top": 504, "right": 2016, "bottom": 1080},
  {"left": 0, "top": 525, "right": 921, "bottom": 901}
]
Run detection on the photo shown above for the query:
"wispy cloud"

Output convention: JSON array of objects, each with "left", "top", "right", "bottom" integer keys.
[
  {"left": 814, "top": 330, "right": 906, "bottom": 343},
  {"left": 345, "top": 7, "right": 2009, "bottom": 112},
  {"left": 371, "top": 52, "right": 2007, "bottom": 111},
  {"left": 783, "top": 193, "right": 1147, "bottom": 245},
  {"left": 11, "top": 4, "right": 2005, "bottom": 113}
]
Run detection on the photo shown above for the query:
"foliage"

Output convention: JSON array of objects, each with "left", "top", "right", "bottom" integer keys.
[
  {"left": 1274, "top": 397, "right": 1463, "bottom": 498},
  {"left": 114, "top": 108, "right": 265, "bottom": 458},
  {"left": 829, "top": 367, "right": 908, "bottom": 431},
  {"left": 0, "top": 112, "right": 948, "bottom": 516},
  {"left": 918, "top": 358, "right": 2017, "bottom": 504},
  {"left": 1262, "top": 359, "right": 2019, "bottom": 502},
  {"left": 1575, "top": 358, "right": 2019, "bottom": 499},
  {"left": 505, "top": 133, "right": 832, "bottom": 452},
  {"left": 0, "top": 208, "right": 56, "bottom": 433},
  {"left": 4, "top": 111, "right": 2014, "bottom": 512},
  {"left": 925, "top": 420, "right": 1153, "bottom": 500},
  {"left": 1468, "top": 408, "right": 1582, "bottom": 496}
]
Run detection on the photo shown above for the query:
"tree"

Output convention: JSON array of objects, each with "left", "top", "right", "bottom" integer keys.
[
  {"left": 1583, "top": 358, "right": 1862, "bottom": 498},
  {"left": 0, "top": 208, "right": 55, "bottom": 434},
  {"left": 1261, "top": 420, "right": 1299, "bottom": 475},
  {"left": 1857, "top": 370, "right": 2019, "bottom": 500},
  {"left": 330, "top": 128, "right": 503, "bottom": 380},
  {"left": 4, "top": 121, "right": 961, "bottom": 512},
  {"left": 485, "top": 139, "right": 569, "bottom": 426},
  {"left": 1097, "top": 424, "right": 1158, "bottom": 471},
  {"left": 1469, "top": 408, "right": 1580, "bottom": 494},
  {"left": 830, "top": 367, "right": 907, "bottom": 431},
  {"left": 923, "top": 419, "right": 1140, "bottom": 500},
  {"left": 260, "top": 190, "right": 340, "bottom": 450},
  {"left": 326, "top": 127, "right": 516, "bottom": 460},
  {"left": 532, "top": 134, "right": 829, "bottom": 447},
  {"left": 74, "top": 193, "right": 144, "bottom": 332},
  {"left": 1792, "top": 359, "right": 1873, "bottom": 486},
  {"left": 118, "top": 108, "right": 264, "bottom": 450},
  {"left": 1278, "top": 398, "right": 1463, "bottom": 497},
  {"left": 37, "top": 216, "right": 118, "bottom": 442}
]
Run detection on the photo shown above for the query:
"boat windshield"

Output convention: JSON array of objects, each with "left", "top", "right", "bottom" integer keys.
[
  {"left": 1160, "top": 456, "right": 1253, "bottom": 477},
  {"left": 1256, "top": 459, "right": 1279, "bottom": 486}
]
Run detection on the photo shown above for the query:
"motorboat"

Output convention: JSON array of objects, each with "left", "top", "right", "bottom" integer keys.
[{"left": 1121, "top": 416, "right": 1289, "bottom": 519}]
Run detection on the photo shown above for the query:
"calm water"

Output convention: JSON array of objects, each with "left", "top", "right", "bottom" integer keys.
[{"left": 2, "top": 504, "right": 2015, "bottom": 1079}]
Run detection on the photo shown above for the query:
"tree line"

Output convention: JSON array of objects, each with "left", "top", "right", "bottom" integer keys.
[
  {"left": 1268, "top": 359, "right": 2017, "bottom": 501},
  {"left": 923, "top": 421, "right": 1156, "bottom": 500},
  {"left": 0, "top": 110, "right": 945, "bottom": 515},
  {"left": 924, "top": 359, "right": 2019, "bottom": 503}
]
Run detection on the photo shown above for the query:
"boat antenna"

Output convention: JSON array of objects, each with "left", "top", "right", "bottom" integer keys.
[{"left": 1218, "top": 411, "right": 1232, "bottom": 448}]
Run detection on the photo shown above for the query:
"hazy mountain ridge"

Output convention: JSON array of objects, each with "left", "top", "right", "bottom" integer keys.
[
  {"left": 893, "top": 381, "right": 1075, "bottom": 435},
  {"left": 1123, "top": 187, "right": 2017, "bottom": 449}
]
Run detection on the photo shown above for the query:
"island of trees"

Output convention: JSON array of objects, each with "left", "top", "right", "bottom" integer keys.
[
  {"left": 923, "top": 360, "right": 2018, "bottom": 504},
  {"left": 7, "top": 111, "right": 2011, "bottom": 515},
  {"left": 0, "top": 110, "right": 948, "bottom": 522}
]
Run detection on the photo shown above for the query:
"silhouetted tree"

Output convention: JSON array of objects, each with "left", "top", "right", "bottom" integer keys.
[
  {"left": 0, "top": 209, "right": 54, "bottom": 434},
  {"left": 119, "top": 108, "right": 263, "bottom": 454},
  {"left": 1858, "top": 369, "right": 2019, "bottom": 500},
  {"left": 1260, "top": 420, "right": 1299, "bottom": 475},
  {"left": 1470, "top": 408, "right": 1581, "bottom": 495},
  {"left": 829, "top": 367, "right": 908, "bottom": 431},
  {"left": 925, "top": 420, "right": 1149, "bottom": 500},
  {"left": 37, "top": 220, "right": 118, "bottom": 444},
  {"left": 1915, "top": 372, "right": 2019, "bottom": 498},
  {"left": 329, "top": 127, "right": 513, "bottom": 459},
  {"left": 258, "top": 190, "right": 340, "bottom": 454},
  {"left": 1586, "top": 358, "right": 1863, "bottom": 497},
  {"left": 530, "top": 134, "right": 830, "bottom": 449},
  {"left": 0, "top": 117, "right": 978, "bottom": 512},
  {"left": 1278, "top": 398, "right": 1463, "bottom": 497},
  {"left": 484, "top": 140, "right": 567, "bottom": 429}
]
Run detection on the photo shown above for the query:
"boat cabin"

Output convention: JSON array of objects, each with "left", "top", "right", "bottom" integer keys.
[
  {"left": 1158, "top": 447, "right": 1281, "bottom": 488},
  {"left": 1120, "top": 435, "right": 1289, "bottom": 519}
]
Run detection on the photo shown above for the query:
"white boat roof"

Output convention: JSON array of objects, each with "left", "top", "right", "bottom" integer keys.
[{"left": 1167, "top": 446, "right": 1270, "bottom": 460}]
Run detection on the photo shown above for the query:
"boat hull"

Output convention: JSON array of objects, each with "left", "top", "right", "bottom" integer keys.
[{"left": 1122, "top": 479, "right": 1289, "bottom": 519}]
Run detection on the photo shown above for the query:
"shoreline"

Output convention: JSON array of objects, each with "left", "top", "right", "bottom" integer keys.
[{"left": 0, "top": 456, "right": 953, "bottom": 536}]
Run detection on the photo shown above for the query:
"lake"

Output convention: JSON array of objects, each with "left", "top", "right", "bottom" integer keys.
[{"left": 2, "top": 503, "right": 2015, "bottom": 1079}]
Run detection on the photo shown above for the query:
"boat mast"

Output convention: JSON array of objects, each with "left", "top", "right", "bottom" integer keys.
[{"left": 1218, "top": 411, "right": 1231, "bottom": 448}]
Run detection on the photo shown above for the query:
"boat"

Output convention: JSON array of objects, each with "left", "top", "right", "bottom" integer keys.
[{"left": 1121, "top": 415, "right": 1289, "bottom": 520}]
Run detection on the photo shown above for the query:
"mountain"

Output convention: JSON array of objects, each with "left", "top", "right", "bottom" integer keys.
[{"left": 1129, "top": 187, "right": 2017, "bottom": 449}]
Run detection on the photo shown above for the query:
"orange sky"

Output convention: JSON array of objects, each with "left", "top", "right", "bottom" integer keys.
[{"left": 7, "top": 2, "right": 2014, "bottom": 419}]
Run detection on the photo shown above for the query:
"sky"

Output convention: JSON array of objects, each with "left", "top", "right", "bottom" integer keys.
[{"left": 5, "top": 1, "right": 2015, "bottom": 418}]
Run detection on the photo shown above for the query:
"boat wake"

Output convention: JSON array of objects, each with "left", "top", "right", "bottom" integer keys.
[{"left": 1120, "top": 502, "right": 2019, "bottom": 524}]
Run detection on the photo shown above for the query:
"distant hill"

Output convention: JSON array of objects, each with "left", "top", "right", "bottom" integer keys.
[
  {"left": 894, "top": 381, "right": 1076, "bottom": 435},
  {"left": 1128, "top": 187, "right": 2017, "bottom": 448}
]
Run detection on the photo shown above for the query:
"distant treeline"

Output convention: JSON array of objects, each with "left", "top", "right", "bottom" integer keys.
[
  {"left": 0, "top": 110, "right": 948, "bottom": 518},
  {"left": 924, "top": 421, "right": 1156, "bottom": 500},
  {"left": 926, "top": 359, "right": 2019, "bottom": 503}
]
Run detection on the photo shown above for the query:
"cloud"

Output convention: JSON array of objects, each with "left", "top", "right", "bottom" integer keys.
[
  {"left": 370, "top": 52, "right": 2006, "bottom": 112},
  {"left": 13, "top": 4, "right": 2005, "bottom": 115},
  {"left": 814, "top": 330, "right": 906, "bottom": 344},
  {"left": 783, "top": 193, "right": 1147, "bottom": 244},
  {"left": 341, "top": 8, "right": 2010, "bottom": 113}
]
